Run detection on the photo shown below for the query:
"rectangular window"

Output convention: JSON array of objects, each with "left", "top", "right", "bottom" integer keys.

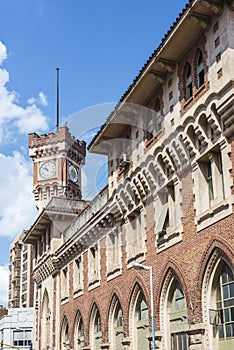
[
  {"left": 145, "top": 106, "right": 163, "bottom": 142},
  {"left": 89, "top": 245, "right": 99, "bottom": 283},
  {"left": 61, "top": 267, "right": 69, "bottom": 300},
  {"left": 128, "top": 213, "right": 143, "bottom": 258},
  {"left": 13, "top": 330, "right": 32, "bottom": 347},
  {"left": 207, "top": 161, "right": 214, "bottom": 201},
  {"left": 107, "top": 228, "right": 121, "bottom": 272},
  {"left": 156, "top": 180, "right": 182, "bottom": 251},
  {"left": 196, "top": 149, "right": 225, "bottom": 219},
  {"left": 171, "top": 332, "right": 188, "bottom": 350},
  {"left": 73, "top": 257, "right": 83, "bottom": 293}
]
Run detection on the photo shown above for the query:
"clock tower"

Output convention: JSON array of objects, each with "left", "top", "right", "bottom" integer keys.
[{"left": 28, "top": 125, "right": 86, "bottom": 212}]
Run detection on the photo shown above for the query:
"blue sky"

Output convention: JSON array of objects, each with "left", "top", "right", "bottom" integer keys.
[{"left": 0, "top": 0, "right": 187, "bottom": 305}]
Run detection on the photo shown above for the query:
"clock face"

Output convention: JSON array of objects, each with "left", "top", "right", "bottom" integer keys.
[
  {"left": 39, "top": 161, "right": 56, "bottom": 179},
  {"left": 68, "top": 164, "right": 79, "bottom": 183}
]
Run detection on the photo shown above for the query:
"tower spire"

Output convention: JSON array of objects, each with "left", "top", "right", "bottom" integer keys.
[{"left": 56, "top": 67, "right": 59, "bottom": 130}]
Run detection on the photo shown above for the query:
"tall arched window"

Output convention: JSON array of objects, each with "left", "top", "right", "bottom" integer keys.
[
  {"left": 61, "top": 317, "right": 70, "bottom": 350},
  {"left": 41, "top": 290, "right": 50, "bottom": 350},
  {"left": 185, "top": 63, "right": 192, "bottom": 100},
  {"left": 216, "top": 263, "right": 234, "bottom": 342},
  {"left": 90, "top": 306, "right": 102, "bottom": 350},
  {"left": 133, "top": 291, "right": 149, "bottom": 350},
  {"left": 113, "top": 304, "right": 124, "bottom": 350},
  {"left": 169, "top": 281, "right": 188, "bottom": 350},
  {"left": 197, "top": 49, "right": 204, "bottom": 88},
  {"left": 74, "top": 312, "right": 85, "bottom": 350},
  {"left": 94, "top": 311, "right": 102, "bottom": 350}
]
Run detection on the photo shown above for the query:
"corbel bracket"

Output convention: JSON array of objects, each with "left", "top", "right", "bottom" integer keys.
[
  {"left": 157, "top": 58, "right": 176, "bottom": 73},
  {"left": 149, "top": 70, "right": 167, "bottom": 84},
  {"left": 201, "top": 0, "right": 223, "bottom": 15},
  {"left": 190, "top": 12, "right": 211, "bottom": 30}
]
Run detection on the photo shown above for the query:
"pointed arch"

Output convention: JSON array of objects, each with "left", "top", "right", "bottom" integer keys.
[
  {"left": 89, "top": 303, "right": 102, "bottom": 350},
  {"left": 202, "top": 246, "right": 234, "bottom": 350},
  {"left": 74, "top": 310, "right": 85, "bottom": 350},
  {"left": 41, "top": 289, "right": 50, "bottom": 350},
  {"left": 61, "top": 315, "right": 70, "bottom": 350},
  {"left": 160, "top": 268, "right": 188, "bottom": 350},
  {"left": 108, "top": 294, "right": 124, "bottom": 350},
  {"left": 129, "top": 283, "right": 150, "bottom": 350}
]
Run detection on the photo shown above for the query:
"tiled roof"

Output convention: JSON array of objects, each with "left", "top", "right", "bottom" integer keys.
[{"left": 88, "top": 0, "right": 194, "bottom": 150}]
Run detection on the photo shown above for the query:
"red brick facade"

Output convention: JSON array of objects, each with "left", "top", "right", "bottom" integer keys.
[{"left": 24, "top": 2, "right": 234, "bottom": 350}]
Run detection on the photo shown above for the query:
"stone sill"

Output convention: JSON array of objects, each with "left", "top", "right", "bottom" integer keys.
[
  {"left": 106, "top": 267, "right": 122, "bottom": 281},
  {"left": 196, "top": 198, "right": 232, "bottom": 232}
]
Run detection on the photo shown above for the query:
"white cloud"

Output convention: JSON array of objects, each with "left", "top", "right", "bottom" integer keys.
[
  {"left": 0, "top": 265, "right": 9, "bottom": 306},
  {"left": 0, "top": 151, "right": 37, "bottom": 238},
  {"left": 0, "top": 41, "right": 7, "bottom": 65},
  {"left": 0, "top": 41, "right": 48, "bottom": 144},
  {"left": 38, "top": 91, "right": 48, "bottom": 106},
  {"left": 28, "top": 92, "right": 48, "bottom": 107}
]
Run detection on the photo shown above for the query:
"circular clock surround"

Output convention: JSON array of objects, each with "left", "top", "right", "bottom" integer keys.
[
  {"left": 39, "top": 161, "right": 56, "bottom": 179},
  {"left": 68, "top": 164, "right": 79, "bottom": 183}
]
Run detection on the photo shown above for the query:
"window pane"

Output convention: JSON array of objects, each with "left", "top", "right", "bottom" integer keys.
[
  {"left": 218, "top": 325, "right": 224, "bottom": 339},
  {"left": 224, "top": 308, "right": 230, "bottom": 322},
  {"left": 171, "top": 334, "right": 176, "bottom": 350},
  {"left": 230, "top": 282, "right": 234, "bottom": 298},
  {"left": 226, "top": 265, "right": 234, "bottom": 282},
  {"left": 216, "top": 279, "right": 221, "bottom": 301},
  {"left": 231, "top": 307, "right": 234, "bottom": 322},
  {"left": 223, "top": 285, "right": 229, "bottom": 299},
  {"left": 178, "top": 333, "right": 182, "bottom": 350},
  {"left": 222, "top": 270, "right": 228, "bottom": 284},
  {"left": 226, "top": 323, "right": 232, "bottom": 338},
  {"left": 176, "top": 298, "right": 185, "bottom": 311},
  {"left": 224, "top": 298, "right": 234, "bottom": 308}
]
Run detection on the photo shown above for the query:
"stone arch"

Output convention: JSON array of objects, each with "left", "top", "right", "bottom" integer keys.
[
  {"left": 89, "top": 302, "right": 102, "bottom": 350},
  {"left": 41, "top": 289, "right": 50, "bottom": 350},
  {"left": 108, "top": 293, "right": 124, "bottom": 349},
  {"left": 73, "top": 310, "right": 85, "bottom": 350},
  {"left": 128, "top": 282, "right": 150, "bottom": 350},
  {"left": 159, "top": 267, "right": 189, "bottom": 350},
  {"left": 61, "top": 315, "right": 70, "bottom": 350},
  {"left": 201, "top": 244, "right": 234, "bottom": 350}
]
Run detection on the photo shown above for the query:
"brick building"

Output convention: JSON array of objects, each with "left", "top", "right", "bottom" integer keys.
[
  {"left": 8, "top": 230, "right": 34, "bottom": 308},
  {"left": 24, "top": 1, "right": 233, "bottom": 350}
]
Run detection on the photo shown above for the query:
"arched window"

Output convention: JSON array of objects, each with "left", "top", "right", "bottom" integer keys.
[
  {"left": 61, "top": 317, "right": 70, "bottom": 350},
  {"left": 94, "top": 310, "right": 102, "bottom": 350},
  {"left": 216, "top": 263, "right": 234, "bottom": 341},
  {"left": 134, "top": 291, "right": 149, "bottom": 350},
  {"left": 197, "top": 49, "right": 204, "bottom": 88},
  {"left": 38, "top": 187, "right": 43, "bottom": 201},
  {"left": 53, "top": 185, "right": 58, "bottom": 197},
  {"left": 204, "top": 258, "right": 234, "bottom": 349},
  {"left": 185, "top": 63, "right": 192, "bottom": 100},
  {"left": 169, "top": 281, "right": 188, "bottom": 350},
  {"left": 74, "top": 312, "right": 84, "bottom": 350},
  {"left": 41, "top": 290, "right": 50, "bottom": 350},
  {"left": 90, "top": 306, "right": 102, "bottom": 350},
  {"left": 113, "top": 304, "right": 124, "bottom": 350},
  {"left": 46, "top": 186, "right": 50, "bottom": 200}
]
